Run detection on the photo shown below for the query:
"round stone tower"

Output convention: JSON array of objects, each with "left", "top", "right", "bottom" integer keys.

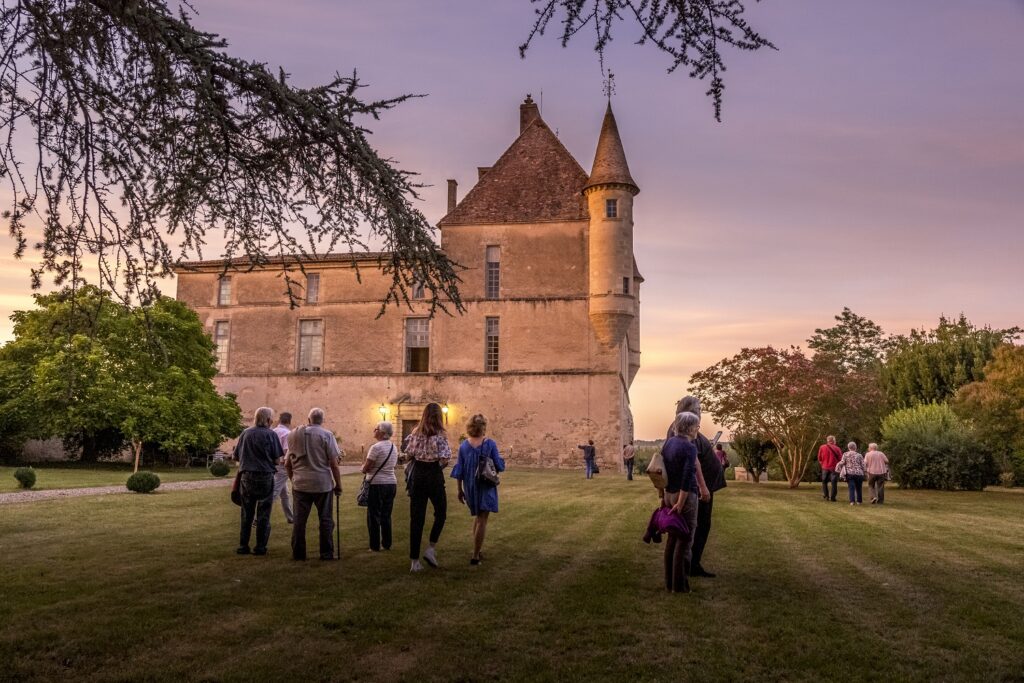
[{"left": 584, "top": 103, "right": 639, "bottom": 347}]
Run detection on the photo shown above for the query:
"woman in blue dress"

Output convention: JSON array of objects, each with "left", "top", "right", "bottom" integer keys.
[{"left": 451, "top": 414, "right": 506, "bottom": 565}]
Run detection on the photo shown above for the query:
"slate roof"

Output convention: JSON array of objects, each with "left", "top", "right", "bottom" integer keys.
[
  {"left": 584, "top": 103, "right": 639, "bottom": 195},
  {"left": 438, "top": 117, "right": 590, "bottom": 226}
]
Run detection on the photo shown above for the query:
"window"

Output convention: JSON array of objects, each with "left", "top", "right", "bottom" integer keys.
[
  {"left": 217, "top": 277, "right": 231, "bottom": 306},
  {"left": 605, "top": 198, "right": 618, "bottom": 218},
  {"left": 405, "top": 318, "right": 430, "bottom": 372},
  {"left": 298, "top": 320, "right": 324, "bottom": 372},
  {"left": 305, "top": 273, "right": 320, "bottom": 304},
  {"left": 485, "top": 246, "right": 500, "bottom": 299},
  {"left": 214, "top": 321, "right": 229, "bottom": 372},
  {"left": 622, "top": 277, "right": 630, "bottom": 295},
  {"left": 412, "top": 280, "right": 425, "bottom": 300},
  {"left": 485, "top": 317, "right": 500, "bottom": 372}
]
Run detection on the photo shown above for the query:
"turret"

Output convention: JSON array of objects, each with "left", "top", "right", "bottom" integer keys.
[{"left": 584, "top": 103, "right": 639, "bottom": 348}]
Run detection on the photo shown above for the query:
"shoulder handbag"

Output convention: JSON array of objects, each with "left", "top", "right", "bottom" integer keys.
[
  {"left": 477, "top": 442, "right": 501, "bottom": 486},
  {"left": 838, "top": 463, "right": 848, "bottom": 482},
  {"left": 357, "top": 443, "right": 394, "bottom": 507},
  {"left": 647, "top": 449, "right": 667, "bottom": 489}
]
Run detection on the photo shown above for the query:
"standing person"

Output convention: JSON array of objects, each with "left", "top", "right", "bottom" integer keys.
[
  {"left": 667, "top": 396, "right": 718, "bottom": 579},
  {"left": 837, "top": 442, "right": 866, "bottom": 506},
  {"left": 817, "top": 435, "right": 843, "bottom": 502},
  {"left": 714, "top": 443, "right": 729, "bottom": 469},
  {"left": 362, "top": 421, "right": 398, "bottom": 552},
  {"left": 622, "top": 440, "right": 636, "bottom": 481},
  {"left": 404, "top": 403, "right": 452, "bottom": 572},
  {"left": 234, "top": 406, "right": 284, "bottom": 556},
  {"left": 452, "top": 414, "right": 506, "bottom": 565},
  {"left": 660, "top": 411, "right": 701, "bottom": 594},
  {"left": 286, "top": 407, "right": 343, "bottom": 560},
  {"left": 864, "top": 443, "right": 890, "bottom": 504},
  {"left": 272, "top": 412, "right": 295, "bottom": 524},
  {"left": 578, "top": 440, "right": 597, "bottom": 479}
]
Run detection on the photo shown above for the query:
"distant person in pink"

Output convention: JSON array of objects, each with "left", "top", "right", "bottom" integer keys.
[{"left": 864, "top": 443, "right": 891, "bottom": 504}]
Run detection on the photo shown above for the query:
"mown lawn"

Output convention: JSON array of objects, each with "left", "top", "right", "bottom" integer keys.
[
  {"left": 0, "top": 463, "right": 220, "bottom": 493},
  {"left": 0, "top": 470, "right": 1022, "bottom": 682}
]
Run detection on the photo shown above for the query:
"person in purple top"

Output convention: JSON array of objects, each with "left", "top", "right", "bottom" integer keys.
[{"left": 660, "top": 411, "right": 701, "bottom": 593}]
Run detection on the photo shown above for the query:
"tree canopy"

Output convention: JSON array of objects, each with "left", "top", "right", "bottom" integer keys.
[
  {"left": 807, "top": 307, "right": 892, "bottom": 371},
  {"left": 882, "top": 315, "right": 1020, "bottom": 409},
  {"left": 0, "top": 285, "right": 241, "bottom": 462},
  {"left": 689, "top": 346, "right": 838, "bottom": 488},
  {"left": 1, "top": 1, "right": 772, "bottom": 311}
]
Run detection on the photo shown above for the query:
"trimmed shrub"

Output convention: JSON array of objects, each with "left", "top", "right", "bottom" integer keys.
[
  {"left": 999, "top": 471, "right": 1015, "bottom": 488},
  {"left": 14, "top": 467, "right": 36, "bottom": 489},
  {"left": 209, "top": 459, "right": 230, "bottom": 477},
  {"left": 881, "top": 403, "right": 995, "bottom": 491},
  {"left": 126, "top": 471, "right": 161, "bottom": 493}
]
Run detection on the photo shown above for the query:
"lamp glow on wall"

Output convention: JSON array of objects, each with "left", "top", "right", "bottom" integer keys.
[
  {"left": 441, "top": 404, "right": 449, "bottom": 424},
  {"left": 378, "top": 403, "right": 387, "bottom": 420}
]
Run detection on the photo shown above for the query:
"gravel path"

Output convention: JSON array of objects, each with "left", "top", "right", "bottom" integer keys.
[{"left": 0, "top": 465, "right": 363, "bottom": 505}]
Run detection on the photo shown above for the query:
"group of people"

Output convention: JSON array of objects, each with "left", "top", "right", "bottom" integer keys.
[
  {"left": 231, "top": 402, "right": 505, "bottom": 571},
  {"left": 817, "top": 436, "right": 891, "bottom": 505}
]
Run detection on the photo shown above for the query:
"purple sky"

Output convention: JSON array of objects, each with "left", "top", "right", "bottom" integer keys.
[{"left": 2, "top": 1, "right": 1022, "bottom": 438}]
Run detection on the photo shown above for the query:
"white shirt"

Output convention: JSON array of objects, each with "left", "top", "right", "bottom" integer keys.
[{"left": 364, "top": 440, "right": 398, "bottom": 486}]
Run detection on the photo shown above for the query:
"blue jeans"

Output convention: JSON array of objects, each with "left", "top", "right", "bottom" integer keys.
[
  {"left": 585, "top": 459, "right": 595, "bottom": 479},
  {"left": 239, "top": 471, "right": 275, "bottom": 553},
  {"left": 625, "top": 459, "right": 634, "bottom": 480},
  {"left": 847, "top": 475, "right": 864, "bottom": 503}
]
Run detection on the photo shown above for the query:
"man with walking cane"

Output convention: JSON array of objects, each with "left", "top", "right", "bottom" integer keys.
[{"left": 286, "top": 407, "right": 343, "bottom": 561}]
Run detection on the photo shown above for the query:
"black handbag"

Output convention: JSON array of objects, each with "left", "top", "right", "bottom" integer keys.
[
  {"left": 476, "top": 442, "right": 501, "bottom": 486},
  {"left": 357, "top": 443, "right": 394, "bottom": 507}
]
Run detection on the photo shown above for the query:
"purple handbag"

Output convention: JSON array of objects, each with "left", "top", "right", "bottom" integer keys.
[{"left": 653, "top": 507, "right": 691, "bottom": 539}]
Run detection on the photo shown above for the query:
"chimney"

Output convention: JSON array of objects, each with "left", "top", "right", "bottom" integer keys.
[
  {"left": 520, "top": 94, "right": 540, "bottom": 134},
  {"left": 477, "top": 167, "right": 492, "bottom": 181},
  {"left": 447, "top": 179, "right": 458, "bottom": 214}
]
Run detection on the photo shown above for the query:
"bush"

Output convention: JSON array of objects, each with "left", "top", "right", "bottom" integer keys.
[
  {"left": 881, "top": 403, "right": 995, "bottom": 491},
  {"left": 126, "top": 471, "right": 161, "bottom": 493},
  {"left": 209, "top": 459, "right": 230, "bottom": 477},
  {"left": 999, "top": 471, "right": 1015, "bottom": 488},
  {"left": 14, "top": 466, "right": 36, "bottom": 489}
]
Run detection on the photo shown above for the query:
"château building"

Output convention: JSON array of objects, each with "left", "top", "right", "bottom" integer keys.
[{"left": 174, "top": 97, "right": 642, "bottom": 467}]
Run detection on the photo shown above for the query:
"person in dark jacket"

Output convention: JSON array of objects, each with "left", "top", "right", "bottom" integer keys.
[
  {"left": 661, "top": 411, "right": 701, "bottom": 593},
  {"left": 234, "top": 406, "right": 285, "bottom": 556},
  {"left": 667, "top": 396, "right": 721, "bottom": 578}
]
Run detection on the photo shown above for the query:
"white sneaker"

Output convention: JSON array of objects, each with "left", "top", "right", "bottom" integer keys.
[
  {"left": 423, "top": 546, "right": 439, "bottom": 568},
  {"left": 410, "top": 560, "right": 423, "bottom": 573}
]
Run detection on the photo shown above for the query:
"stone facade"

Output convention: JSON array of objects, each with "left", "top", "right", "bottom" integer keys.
[{"left": 174, "top": 98, "right": 642, "bottom": 468}]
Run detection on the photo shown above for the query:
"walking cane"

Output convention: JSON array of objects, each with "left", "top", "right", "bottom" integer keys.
[{"left": 334, "top": 488, "right": 341, "bottom": 560}]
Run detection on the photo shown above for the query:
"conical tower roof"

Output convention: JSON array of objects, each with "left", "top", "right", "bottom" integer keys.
[{"left": 583, "top": 103, "right": 639, "bottom": 195}]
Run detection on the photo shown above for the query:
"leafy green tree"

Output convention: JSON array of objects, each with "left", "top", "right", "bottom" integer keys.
[
  {"left": 880, "top": 402, "right": 995, "bottom": 491},
  {"left": 728, "top": 430, "right": 776, "bottom": 483},
  {"left": 690, "top": 346, "right": 839, "bottom": 488},
  {"left": 882, "top": 315, "right": 1020, "bottom": 409},
  {"left": 0, "top": 286, "right": 242, "bottom": 463},
  {"left": 808, "top": 307, "right": 892, "bottom": 371},
  {"left": 954, "top": 344, "right": 1024, "bottom": 485}
]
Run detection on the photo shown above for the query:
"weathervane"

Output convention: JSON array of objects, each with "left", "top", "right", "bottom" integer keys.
[{"left": 603, "top": 71, "right": 616, "bottom": 101}]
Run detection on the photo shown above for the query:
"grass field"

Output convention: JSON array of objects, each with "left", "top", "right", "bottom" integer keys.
[
  {"left": 0, "top": 463, "right": 220, "bottom": 493},
  {"left": 1, "top": 470, "right": 1022, "bottom": 682}
]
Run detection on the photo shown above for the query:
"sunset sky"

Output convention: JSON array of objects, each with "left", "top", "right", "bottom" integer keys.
[{"left": 1, "top": 1, "right": 1022, "bottom": 438}]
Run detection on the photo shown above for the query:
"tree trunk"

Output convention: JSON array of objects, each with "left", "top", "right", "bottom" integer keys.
[
  {"left": 132, "top": 440, "right": 143, "bottom": 474},
  {"left": 80, "top": 431, "right": 100, "bottom": 463}
]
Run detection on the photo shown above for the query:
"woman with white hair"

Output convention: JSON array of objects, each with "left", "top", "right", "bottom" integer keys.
[
  {"left": 233, "top": 406, "right": 285, "bottom": 556},
  {"left": 836, "top": 441, "right": 866, "bottom": 506},
  {"left": 362, "top": 421, "right": 399, "bottom": 552},
  {"left": 659, "top": 411, "right": 702, "bottom": 593}
]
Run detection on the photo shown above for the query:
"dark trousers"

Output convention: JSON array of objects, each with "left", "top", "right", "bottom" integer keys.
[
  {"left": 822, "top": 469, "right": 839, "bottom": 500},
  {"left": 847, "top": 475, "right": 864, "bottom": 503},
  {"left": 367, "top": 483, "right": 397, "bottom": 551},
  {"left": 292, "top": 490, "right": 335, "bottom": 560},
  {"left": 239, "top": 472, "right": 275, "bottom": 553},
  {"left": 690, "top": 492, "right": 714, "bottom": 572},
  {"left": 868, "top": 474, "right": 886, "bottom": 503},
  {"left": 625, "top": 459, "right": 634, "bottom": 480},
  {"left": 409, "top": 461, "right": 447, "bottom": 560}
]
